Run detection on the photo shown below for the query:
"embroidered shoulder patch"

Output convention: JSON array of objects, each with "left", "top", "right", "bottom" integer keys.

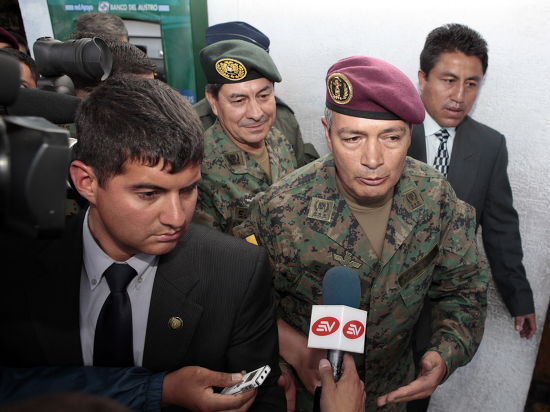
[
  {"left": 308, "top": 197, "right": 334, "bottom": 222},
  {"left": 403, "top": 188, "right": 423, "bottom": 212}
]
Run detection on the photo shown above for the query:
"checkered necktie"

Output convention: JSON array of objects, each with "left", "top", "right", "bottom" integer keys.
[{"left": 433, "top": 128, "right": 450, "bottom": 177}]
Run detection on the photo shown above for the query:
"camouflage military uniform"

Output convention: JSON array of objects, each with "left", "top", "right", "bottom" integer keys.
[
  {"left": 194, "top": 96, "right": 319, "bottom": 167},
  {"left": 194, "top": 121, "right": 298, "bottom": 233},
  {"left": 238, "top": 154, "right": 488, "bottom": 411}
]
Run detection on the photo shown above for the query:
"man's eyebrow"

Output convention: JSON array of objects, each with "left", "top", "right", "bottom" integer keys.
[
  {"left": 227, "top": 93, "right": 248, "bottom": 99},
  {"left": 466, "top": 75, "right": 483, "bottom": 81},
  {"left": 257, "top": 85, "right": 273, "bottom": 94},
  {"left": 227, "top": 85, "right": 272, "bottom": 99},
  {"left": 336, "top": 127, "right": 368, "bottom": 136},
  {"left": 129, "top": 178, "right": 201, "bottom": 191},
  {"left": 129, "top": 184, "right": 165, "bottom": 191},
  {"left": 336, "top": 126, "right": 407, "bottom": 135},
  {"left": 441, "top": 71, "right": 482, "bottom": 82},
  {"left": 380, "top": 126, "right": 408, "bottom": 134}
]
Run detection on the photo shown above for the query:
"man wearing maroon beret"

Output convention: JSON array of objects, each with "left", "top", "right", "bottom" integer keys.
[{"left": 237, "top": 56, "right": 488, "bottom": 411}]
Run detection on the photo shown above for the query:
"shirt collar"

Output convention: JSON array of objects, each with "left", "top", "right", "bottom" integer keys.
[
  {"left": 82, "top": 208, "right": 158, "bottom": 290},
  {"left": 423, "top": 111, "right": 456, "bottom": 137}
]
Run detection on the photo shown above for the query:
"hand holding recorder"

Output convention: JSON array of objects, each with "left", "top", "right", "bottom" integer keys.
[{"left": 162, "top": 366, "right": 256, "bottom": 411}]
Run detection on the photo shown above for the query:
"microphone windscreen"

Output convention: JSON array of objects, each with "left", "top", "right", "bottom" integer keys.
[
  {"left": 322, "top": 266, "right": 361, "bottom": 308},
  {"left": 6, "top": 88, "right": 80, "bottom": 124}
]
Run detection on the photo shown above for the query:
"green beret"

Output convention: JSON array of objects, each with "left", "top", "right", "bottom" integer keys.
[{"left": 200, "top": 39, "right": 281, "bottom": 84}]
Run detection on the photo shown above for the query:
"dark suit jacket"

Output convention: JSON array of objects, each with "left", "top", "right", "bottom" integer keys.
[
  {"left": 408, "top": 116, "right": 534, "bottom": 316},
  {"left": 0, "top": 214, "right": 284, "bottom": 411}
]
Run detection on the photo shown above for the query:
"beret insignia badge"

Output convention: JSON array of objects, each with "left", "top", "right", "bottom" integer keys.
[
  {"left": 327, "top": 73, "right": 353, "bottom": 104},
  {"left": 215, "top": 58, "right": 247, "bottom": 81}
]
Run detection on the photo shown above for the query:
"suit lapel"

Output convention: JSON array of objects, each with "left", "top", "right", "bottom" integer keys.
[
  {"left": 29, "top": 213, "right": 84, "bottom": 365},
  {"left": 143, "top": 229, "right": 203, "bottom": 371},
  {"left": 448, "top": 117, "right": 480, "bottom": 200},
  {"left": 409, "top": 124, "right": 428, "bottom": 162}
]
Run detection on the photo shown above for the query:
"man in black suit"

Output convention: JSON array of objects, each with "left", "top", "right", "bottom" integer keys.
[
  {"left": 0, "top": 77, "right": 283, "bottom": 411},
  {"left": 407, "top": 23, "right": 535, "bottom": 412},
  {"left": 408, "top": 24, "right": 535, "bottom": 338}
]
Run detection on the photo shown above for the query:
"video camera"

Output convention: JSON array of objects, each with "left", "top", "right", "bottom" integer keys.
[
  {"left": 33, "top": 36, "right": 112, "bottom": 94},
  {"left": 0, "top": 53, "right": 71, "bottom": 237}
]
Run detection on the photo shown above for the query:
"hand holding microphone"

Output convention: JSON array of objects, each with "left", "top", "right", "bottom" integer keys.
[
  {"left": 319, "top": 354, "right": 365, "bottom": 412},
  {"left": 308, "top": 266, "right": 367, "bottom": 381},
  {"left": 308, "top": 266, "right": 367, "bottom": 412}
]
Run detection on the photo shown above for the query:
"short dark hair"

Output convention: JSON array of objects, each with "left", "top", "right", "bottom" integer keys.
[
  {"left": 74, "top": 12, "right": 128, "bottom": 41},
  {"left": 0, "top": 47, "right": 37, "bottom": 83},
  {"left": 108, "top": 40, "right": 156, "bottom": 77},
  {"left": 420, "top": 23, "right": 488, "bottom": 77},
  {"left": 73, "top": 77, "right": 204, "bottom": 186},
  {"left": 205, "top": 83, "right": 223, "bottom": 99}
]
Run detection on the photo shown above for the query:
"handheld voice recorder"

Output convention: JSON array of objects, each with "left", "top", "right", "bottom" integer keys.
[{"left": 221, "top": 365, "right": 271, "bottom": 395}]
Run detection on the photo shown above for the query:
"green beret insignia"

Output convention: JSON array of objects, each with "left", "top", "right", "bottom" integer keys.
[{"left": 215, "top": 58, "right": 247, "bottom": 81}]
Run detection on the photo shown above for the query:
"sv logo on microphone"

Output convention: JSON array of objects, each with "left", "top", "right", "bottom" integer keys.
[
  {"left": 343, "top": 320, "right": 365, "bottom": 339},
  {"left": 311, "top": 317, "right": 340, "bottom": 336}
]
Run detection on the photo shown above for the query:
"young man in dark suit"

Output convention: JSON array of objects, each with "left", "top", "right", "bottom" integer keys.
[{"left": 0, "top": 76, "right": 283, "bottom": 411}]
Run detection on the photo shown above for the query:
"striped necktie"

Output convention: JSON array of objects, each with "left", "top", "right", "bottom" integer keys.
[{"left": 433, "top": 128, "right": 450, "bottom": 177}]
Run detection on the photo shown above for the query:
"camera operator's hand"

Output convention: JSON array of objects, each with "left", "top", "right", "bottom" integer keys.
[
  {"left": 162, "top": 366, "right": 257, "bottom": 412},
  {"left": 319, "top": 355, "right": 365, "bottom": 412}
]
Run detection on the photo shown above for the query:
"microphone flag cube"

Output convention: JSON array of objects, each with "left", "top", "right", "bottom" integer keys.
[{"left": 307, "top": 305, "right": 367, "bottom": 354}]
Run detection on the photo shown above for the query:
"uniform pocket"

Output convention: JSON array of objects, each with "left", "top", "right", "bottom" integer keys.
[{"left": 398, "top": 245, "right": 438, "bottom": 311}]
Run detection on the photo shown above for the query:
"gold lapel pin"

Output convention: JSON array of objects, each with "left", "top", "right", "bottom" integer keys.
[{"left": 168, "top": 316, "right": 183, "bottom": 330}]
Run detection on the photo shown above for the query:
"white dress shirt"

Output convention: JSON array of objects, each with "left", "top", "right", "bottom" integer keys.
[
  {"left": 79, "top": 209, "right": 158, "bottom": 366},
  {"left": 423, "top": 111, "right": 456, "bottom": 168}
]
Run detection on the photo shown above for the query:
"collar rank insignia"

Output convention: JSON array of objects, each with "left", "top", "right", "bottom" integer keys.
[
  {"left": 333, "top": 251, "right": 362, "bottom": 269},
  {"left": 327, "top": 72, "right": 353, "bottom": 104},
  {"left": 403, "top": 188, "right": 423, "bottom": 212},
  {"left": 308, "top": 197, "right": 334, "bottom": 222},
  {"left": 215, "top": 58, "right": 247, "bottom": 81}
]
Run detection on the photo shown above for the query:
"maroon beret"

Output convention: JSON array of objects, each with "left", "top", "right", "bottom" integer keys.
[
  {"left": 325, "top": 56, "right": 425, "bottom": 124},
  {"left": 0, "top": 27, "right": 19, "bottom": 50}
]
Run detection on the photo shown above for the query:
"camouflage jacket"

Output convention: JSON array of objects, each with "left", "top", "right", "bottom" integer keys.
[
  {"left": 194, "top": 121, "right": 298, "bottom": 233},
  {"left": 237, "top": 154, "right": 488, "bottom": 411},
  {"left": 194, "top": 96, "right": 319, "bottom": 167}
]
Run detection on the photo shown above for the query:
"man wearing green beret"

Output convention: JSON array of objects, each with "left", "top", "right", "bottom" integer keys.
[
  {"left": 194, "top": 39, "right": 298, "bottom": 233},
  {"left": 236, "top": 56, "right": 488, "bottom": 411},
  {"left": 194, "top": 21, "right": 319, "bottom": 167}
]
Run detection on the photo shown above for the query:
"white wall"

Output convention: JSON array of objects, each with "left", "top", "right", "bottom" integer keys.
[
  {"left": 207, "top": 1, "right": 550, "bottom": 411},
  {"left": 19, "top": 0, "right": 54, "bottom": 56}
]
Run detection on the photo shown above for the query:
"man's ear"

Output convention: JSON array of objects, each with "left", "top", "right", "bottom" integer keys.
[
  {"left": 418, "top": 70, "right": 427, "bottom": 93},
  {"left": 69, "top": 160, "right": 98, "bottom": 205},
  {"left": 205, "top": 90, "right": 219, "bottom": 117},
  {"left": 321, "top": 116, "right": 333, "bottom": 153}
]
